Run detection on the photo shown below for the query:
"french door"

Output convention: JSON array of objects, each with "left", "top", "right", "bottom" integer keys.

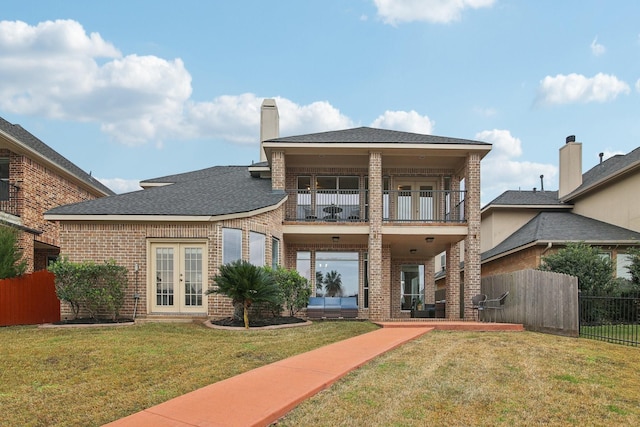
[
  {"left": 150, "top": 242, "right": 207, "bottom": 314},
  {"left": 396, "top": 180, "right": 436, "bottom": 221}
]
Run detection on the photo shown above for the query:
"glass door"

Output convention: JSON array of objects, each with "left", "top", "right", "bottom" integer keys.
[
  {"left": 151, "top": 242, "right": 206, "bottom": 314},
  {"left": 400, "top": 265, "right": 424, "bottom": 311},
  {"left": 396, "top": 180, "right": 436, "bottom": 221}
]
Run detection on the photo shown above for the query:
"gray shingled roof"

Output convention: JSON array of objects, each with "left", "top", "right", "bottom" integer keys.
[
  {"left": 482, "top": 212, "right": 640, "bottom": 261},
  {"left": 0, "top": 116, "right": 114, "bottom": 196},
  {"left": 47, "top": 166, "right": 285, "bottom": 216},
  {"left": 484, "top": 190, "right": 567, "bottom": 207},
  {"left": 265, "top": 127, "right": 490, "bottom": 145},
  {"left": 567, "top": 146, "right": 640, "bottom": 197}
]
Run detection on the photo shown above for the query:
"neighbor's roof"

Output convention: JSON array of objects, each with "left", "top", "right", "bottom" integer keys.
[
  {"left": 563, "top": 146, "right": 640, "bottom": 201},
  {"left": 264, "top": 127, "right": 491, "bottom": 146},
  {"left": 481, "top": 211, "right": 640, "bottom": 262},
  {"left": 0, "top": 117, "right": 114, "bottom": 196},
  {"left": 483, "top": 190, "right": 566, "bottom": 208},
  {"left": 46, "top": 166, "right": 285, "bottom": 217}
]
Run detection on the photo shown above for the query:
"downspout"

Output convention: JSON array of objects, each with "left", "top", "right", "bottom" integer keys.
[
  {"left": 541, "top": 242, "right": 552, "bottom": 255},
  {"left": 133, "top": 263, "right": 140, "bottom": 319}
]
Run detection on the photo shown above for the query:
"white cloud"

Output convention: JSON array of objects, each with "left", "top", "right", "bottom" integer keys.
[
  {"left": 97, "top": 177, "right": 142, "bottom": 194},
  {"left": 475, "top": 130, "right": 557, "bottom": 205},
  {"left": 636, "top": 78, "right": 640, "bottom": 93},
  {"left": 590, "top": 36, "right": 605, "bottom": 56},
  {"left": 374, "top": 0, "right": 495, "bottom": 25},
  {"left": 537, "top": 73, "right": 630, "bottom": 105},
  {"left": 370, "top": 110, "right": 434, "bottom": 133},
  {"left": 0, "top": 20, "right": 354, "bottom": 147}
]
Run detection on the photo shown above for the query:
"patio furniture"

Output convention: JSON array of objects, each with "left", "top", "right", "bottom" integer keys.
[
  {"left": 483, "top": 291, "right": 509, "bottom": 322},
  {"left": 305, "top": 296, "right": 359, "bottom": 319},
  {"left": 411, "top": 303, "right": 436, "bottom": 318},
  {"left": 469, "top": 293, "right": 487, "bottom": 321},
  {"left": 306, "top": 297, "right": 325, "bottom": 319}
]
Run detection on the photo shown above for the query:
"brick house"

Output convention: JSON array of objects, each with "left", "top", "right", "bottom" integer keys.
[
  {"left": 0, "top": 117, "right": 114, "bottom": 272},
  {"left": 45, "top": 99, "right": 491, "bottom": 321},
  {"left": 480, "top": 136, "right": 640, "bottom": 278}
]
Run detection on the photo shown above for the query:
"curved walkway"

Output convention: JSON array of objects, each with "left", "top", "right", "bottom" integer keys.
[{"left": 104, "top": 321, "right": 522, "bottom": 427}]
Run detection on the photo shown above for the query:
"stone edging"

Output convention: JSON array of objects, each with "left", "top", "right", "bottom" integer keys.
[
  {"left": 203, "top": 319, "right": 313, "bottom": 331},
  {"left": 39, "top": 321, "right": 135, "bottom": 329}
]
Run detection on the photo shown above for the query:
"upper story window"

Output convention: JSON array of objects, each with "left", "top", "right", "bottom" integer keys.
[
  {"left": 317, "top": 176, "right": 359, "bottom": 191},
  {"left": 222, "top": 228, "right": 242, "bottom": 265},
  {"left": 0, "top": 158, "right": 9, "bottom": 201}
]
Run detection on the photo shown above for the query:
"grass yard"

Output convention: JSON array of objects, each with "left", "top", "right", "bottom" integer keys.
[
  {"left": 277, "top": 330, "right": 640, "bottom": 427},
  {"left": 580, "top": 324, "right": 639, "bottom": 346},
  {"left": 0, "top": 321, "right": 377, "bottom": 426}
]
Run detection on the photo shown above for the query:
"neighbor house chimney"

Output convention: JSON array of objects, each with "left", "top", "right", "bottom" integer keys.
[
  {"left": 558, "top": 135, "right": 582, "bottom": 199},
  {"left": 260, "top": 99, "right": 279, "bottom": 162}
]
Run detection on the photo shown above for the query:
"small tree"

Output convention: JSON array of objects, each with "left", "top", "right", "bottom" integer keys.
[
  {"left": 265, "top": 266, "right": 311, "bottom": 317},
  {"left": 626, "top": 247, "right": 640, "bottom": 286},
  {"left": 539, "top": 242, "right": 614, "bottom": 296},
  {"left": 0, "top": 226, "right": 27, "bottom": 279},
  {"left": 207, "top": 260, "right": 280, "bottom": 329}
]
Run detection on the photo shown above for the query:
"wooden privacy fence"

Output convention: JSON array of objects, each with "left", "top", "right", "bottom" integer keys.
[
  {"left": 481, "top": 269, "right": 579, "bottom": 337},
  {"left": 0, "top": 270, "right": 60, "bottom": 326}
]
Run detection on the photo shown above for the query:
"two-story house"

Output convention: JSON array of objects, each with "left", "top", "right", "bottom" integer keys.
[
  {"left": 0, "top": 117, "right": 114, "bottom": 272},
  {"left": 45, "top": 99, "right": 491, "bottom": 321},
  {"left": 480, "top": 136, "right": 640, "bottom": 278}
]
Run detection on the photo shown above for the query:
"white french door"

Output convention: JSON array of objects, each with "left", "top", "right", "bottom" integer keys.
[
  {"left": 150, "top": 242, "right": 207, "bottom": 314},
  {"left": 396, "top": 180, "right": 436, "bottom": 221}
]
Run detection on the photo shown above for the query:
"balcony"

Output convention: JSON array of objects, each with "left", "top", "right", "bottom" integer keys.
[
  {"left": 284, "top": 189, "right": 465, "bottom": 223},
  {"left": 0, "top": 180, "right": 19, "bottom": 217}
]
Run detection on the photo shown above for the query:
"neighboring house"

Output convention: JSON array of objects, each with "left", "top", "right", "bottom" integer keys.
[
  {"left": 480, "top": 136, "right": 640, "bottom": 279},
  {"left": 0, "top": 117, "right": 114, "bottom": 272},
  {"left": 45, "top": 99, "right": 491, "bottom": 321}
]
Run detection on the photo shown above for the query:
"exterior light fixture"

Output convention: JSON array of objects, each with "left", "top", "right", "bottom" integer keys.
[
  {"left": 425, "top": 237, "right": 435, "bottom": 243},
  {"left": 409, "top": 248, "right": 417, "bottom": 254},
  {"left": 332, "top": 236, "right": 340, "bottom": 243}
]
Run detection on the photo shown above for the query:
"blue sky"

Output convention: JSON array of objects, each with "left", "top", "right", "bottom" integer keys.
[{"left": 1, "top": 0, "right": 639, "bottom": 204}]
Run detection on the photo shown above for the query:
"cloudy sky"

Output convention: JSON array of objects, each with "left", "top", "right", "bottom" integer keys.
[{"left": 2, "top": 0, "right": 639, "bottom": 205}]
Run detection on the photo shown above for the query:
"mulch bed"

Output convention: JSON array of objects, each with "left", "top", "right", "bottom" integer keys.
[{"left": 209, "top": 316, "right": 307, "bottom": 328}]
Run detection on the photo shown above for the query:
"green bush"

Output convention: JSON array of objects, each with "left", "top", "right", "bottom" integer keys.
[
  {"left": 539, "top": 242, "right": 614, "bottom": 296},
  {"left": 0, "top": 226, "right": 27, "bottom": 279},
  {"left": 265, "top": 266, "right": 311, "bottom": 317},
  {"left": 48, "top": 258, "right": 128, "bottom": 320}
]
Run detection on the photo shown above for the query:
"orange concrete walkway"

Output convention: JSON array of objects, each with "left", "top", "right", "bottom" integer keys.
[{"left": 105, "top": 321, "right": 523, "bottom": 427}]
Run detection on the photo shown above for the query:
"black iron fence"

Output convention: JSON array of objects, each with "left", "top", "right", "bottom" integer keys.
[{"left": 579, "top": 293, "right": 640, "bottom": 346}]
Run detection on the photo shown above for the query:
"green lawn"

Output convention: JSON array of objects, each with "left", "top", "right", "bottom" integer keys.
[
  {"left": 278, "top": 330, "right": 640, "bottom": 426},
  {"left": 0, "top": 321, "right": 377, "bottom": 426},
  {"left": 3, "top": 322, "right": 639, "bottom": 427}
]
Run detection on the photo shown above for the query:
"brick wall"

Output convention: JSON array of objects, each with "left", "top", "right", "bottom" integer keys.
[
  {"left": 2, "top": 149, "right": 104, "bottom": 272},
  {"left": 57, "top": 206, "right": 285, "bottom": 319}
]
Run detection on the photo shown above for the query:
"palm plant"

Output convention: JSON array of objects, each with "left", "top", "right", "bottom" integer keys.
[
  {"left": 207, "top": 260, "right": 280, "bottom": 329},
  {"left": 323, "top": 270, "right": 343, "bottom": 297}
]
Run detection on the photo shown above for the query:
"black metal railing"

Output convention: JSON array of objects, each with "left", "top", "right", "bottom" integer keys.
[
  {"left": 0, "top": 180, "right": 19, "bottom": 217},
  {"left": 284, "top": 189, "right": 467, "bottom": 223},
  {"left": 383, "top": 189, "right": 466, "bottom": 223},
  {"left": 285, "top": 189, "right": 366, "bottom": 222},
  {"left": 579, "top": 293, "right": 639, "bottom": 346}
]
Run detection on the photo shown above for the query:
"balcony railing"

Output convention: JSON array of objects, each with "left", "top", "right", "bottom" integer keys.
[
  {"left": 284, "top": 189, "right": 466, "bottom": 223},
  {"left": 0, "top": 180, "right": 20, "bottom": 217}
]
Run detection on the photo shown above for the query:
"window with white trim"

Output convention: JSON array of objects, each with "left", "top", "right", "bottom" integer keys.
[
  {"left": 249, "top": 232, "right": 265, "bottom": 266},
  {"left": 222, "top": 228, "right": 242, "bottom": 264}
]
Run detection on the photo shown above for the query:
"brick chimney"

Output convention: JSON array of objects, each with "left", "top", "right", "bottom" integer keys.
[
  {"left": 260, "top": 99, "right": 279, "bottom": 162},
  {"left": 558, "top": 135, "right": 582, "bottom": 199}
]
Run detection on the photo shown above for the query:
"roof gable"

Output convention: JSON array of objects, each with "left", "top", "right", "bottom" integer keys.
[
  {"left": 0, "top": 116, "right": 114, "bottom": 196},
  {"left": 482, "top": 211, "right": 640, "bottom": 261}
]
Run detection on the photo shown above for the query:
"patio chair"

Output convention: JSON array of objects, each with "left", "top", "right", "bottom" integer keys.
[
  {"left": 483, "top": 291, "right": 509, "bottom": 322},
  {"left": 469, "top": 293, "right": 487, "bottom": 321}
]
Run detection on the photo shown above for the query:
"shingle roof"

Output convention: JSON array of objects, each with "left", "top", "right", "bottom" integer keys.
[
  {"left": 567, "top": 146, "right": 640, "bottom": 197},
  {"left": 482, "top": 212, "right": 640, "bottom": 261},
  {"left": 0, "top": 117, "right": 114, "bottom": 196},
  {"left": 46, "top": 166, "right": 285, "bottom": 216},
  {"left": 484, "top": 190, "right": 566, "bottom": 207},
  {"left": 265, "top": 126, "right": 490, "bottom": 145}
]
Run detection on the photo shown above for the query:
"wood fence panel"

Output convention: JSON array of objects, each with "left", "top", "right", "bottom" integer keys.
[
  {"left": 0, "top": 270, "right": 60, "bottom": 326},
  {"left": 481, "top": 269, "right": 578, "bottom": 337}
]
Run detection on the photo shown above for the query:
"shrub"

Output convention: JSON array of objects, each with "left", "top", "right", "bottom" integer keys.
[
  {"left": 0, "top": 226, "right": 27, "bottom": 279},
  {"left": 48, "top": 258, "right": 128, "bottom": 320},
  {"left": 265, "top": 266, "right": 311, "bottom": 317},
  {"left": 207, "top": 260, "right": 280, "bottom": 329},
  {"left": 539, "top": 242, "right": 614, "bottom": 296}
]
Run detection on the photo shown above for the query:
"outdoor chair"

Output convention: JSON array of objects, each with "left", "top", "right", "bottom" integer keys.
[
  {"left": 469, "top": 293, "right": 487, "bottom": 321},
  {"left": 483, "top": 291, "right": 509, "bottom": 322}
]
